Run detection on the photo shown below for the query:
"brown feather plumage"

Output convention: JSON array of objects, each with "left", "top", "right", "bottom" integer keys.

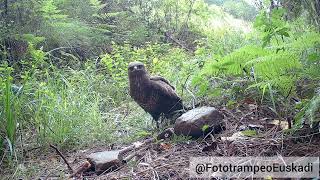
[{"left": 128, "top": 61, "right": 184, "bottom": 126}]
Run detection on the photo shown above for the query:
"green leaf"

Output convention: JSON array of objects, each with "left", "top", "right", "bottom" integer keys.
[
  {"left": 2, "top": 66, "right": 16, "bottom": 156},
  {"left": 308, "top": 53, "right": 320, "bottom": 63},
  {"left": 226, "top": 100, "right": 237, "bottom": 109},
  {"left": 242, "top": 130, "right": 257, "bottom": 137},
  {"left": 201, "top": 125, "right": 210, "bottom": 132}
]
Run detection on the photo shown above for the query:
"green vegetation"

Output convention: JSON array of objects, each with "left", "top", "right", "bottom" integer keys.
[
  {"left": 241, "top": 130, "right": 258, "bottom": 137},
  {"left": 223, "top": 0, "right": 257, "bottom": 20},
  {"left": 0, "top": 0, "right": 319, "bottom": 177}
]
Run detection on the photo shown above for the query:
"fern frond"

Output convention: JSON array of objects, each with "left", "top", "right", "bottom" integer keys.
[
  {"left": 289, "top": 31, "right": 320, "bottom": 52},
  {"left": 199, "top": 44, "right": 302, "bottom": 95},
  {"left": 306, "top": 94, "right": 320, "bottom": 125},
  {"left": 245, "top": 51, "right": 301, "bottom": 78},
  {"left": 202, "top": 45, "right": 270, "bottom": 76}
]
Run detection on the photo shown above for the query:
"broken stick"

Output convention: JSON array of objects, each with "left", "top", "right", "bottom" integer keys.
[{"left": 49, "top": 144, "right": 74, "bottom": 173}]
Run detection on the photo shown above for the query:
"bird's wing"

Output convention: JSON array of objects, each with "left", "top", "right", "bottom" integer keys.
[
  {"left": 150, "top": 76, "right": 175, "bottom": 90},
  {"left": 149, "top": 76, "right": 181, "bottom": 101},
  {"left": 148, "top": 76, "right": 184, "bottom": 115}
]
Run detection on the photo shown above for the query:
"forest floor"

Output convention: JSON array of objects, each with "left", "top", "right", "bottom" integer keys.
[{"left": 7, "top": 101, "right": 320, "bottom": 179}]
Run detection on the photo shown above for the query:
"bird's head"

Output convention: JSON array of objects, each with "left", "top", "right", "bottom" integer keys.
[{"left": 128, "top": 61, "right": 147, "bottom": 77}]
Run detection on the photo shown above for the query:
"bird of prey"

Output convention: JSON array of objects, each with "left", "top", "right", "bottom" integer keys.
[{"left": 128, "top": 61, "right": 184, "bottom": 127}]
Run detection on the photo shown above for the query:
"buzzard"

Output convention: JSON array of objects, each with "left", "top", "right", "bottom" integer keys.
[{"left": 128, "top": 61, "right": 184, "bottom": 127}]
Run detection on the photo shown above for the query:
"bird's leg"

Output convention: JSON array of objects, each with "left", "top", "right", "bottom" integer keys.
[
  {"left": 159, "top": 114, "right": 169, "bottom": 128},
  {"left": 152, "top": 114, "right": 161, "bottom": 129}
]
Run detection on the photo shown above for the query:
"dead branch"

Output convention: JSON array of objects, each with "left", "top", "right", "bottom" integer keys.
[
  {"left": 118, "top": 138, "right": 154, "bottom": 158},
  {"left": 123, "top": 146, "right": 150, "bottom": 163},
  {"left": 164, "top": 32, "right": 193, "bottom": 52},
  {"left": 45, "top": 47, "right": 77, "bottom": 56},
  {"left": 180, "top": 73, "right": 197, "bottom": 109},
  {"left": 49, "top": 144, "right": 74, "bottom": 173}
]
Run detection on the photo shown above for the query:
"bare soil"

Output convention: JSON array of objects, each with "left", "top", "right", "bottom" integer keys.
[{"left": 5, "top": 102, "right": 320, "bottom": 179}]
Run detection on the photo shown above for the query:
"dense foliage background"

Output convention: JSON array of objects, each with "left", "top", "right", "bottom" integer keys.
[{"left": 0, "top": 0, "right": 319, "bottom": 177}]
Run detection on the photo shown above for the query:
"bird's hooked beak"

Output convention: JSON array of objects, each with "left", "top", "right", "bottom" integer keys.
[{"left": 133, "top": 66, "right": 138, "bottom": 71}]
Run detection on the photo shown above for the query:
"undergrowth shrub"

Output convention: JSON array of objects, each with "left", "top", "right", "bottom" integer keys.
[{"left": 192, "top": 8, "right": 320, "bottom": 129}]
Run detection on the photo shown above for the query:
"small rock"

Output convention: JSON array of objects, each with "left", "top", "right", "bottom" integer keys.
[
  {"left": 174, "top": 106, "right": 224, "bottom": 138},
  {"left": 87, "top": 151, "right": 122, "bottom": 175},
  {"left": 248, "top": 124, "right": 264, "bottom": 130},
  {"left": 238, "top": 125, "right": 248, "bottom": 131}
]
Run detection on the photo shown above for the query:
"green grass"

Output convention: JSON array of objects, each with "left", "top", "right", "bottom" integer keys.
[
  {"left": 1, "top": 62, "right": 158, "bottom": 178},
  {"left": 0, "top": 64, "right": 16, "bottom": 158},
  {"left": 6, "top": 63, "right": 157, "bottom": 152},
  {"left": 18, "top": 68, "right": 116, "bottom": 149}
]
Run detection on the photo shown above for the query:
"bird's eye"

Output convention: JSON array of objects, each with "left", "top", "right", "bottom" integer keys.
[
  {"left": 137, "top": 65, "right": 143, "bottom": 69},
  {"left": 129, "top": 67, "right": 134, "bottom": 71}
]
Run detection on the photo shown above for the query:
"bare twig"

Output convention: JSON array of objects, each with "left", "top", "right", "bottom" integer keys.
[
  {"left": 45, "top": 47, "right": 77, "bottom": 56},
  {"left": 119, "top": 138, "right": 154, "bottom": 158},
  {"left": 181, "top": 73, "right": 191, "bottom": 105},
  {"left": 123, "top": 146, "right": 151, "bottom": 163},
  {"left": 49, "top": 144, "right": 74, "bottom": 173},
  {"left": 180, "top": 73, "right": 197, "bottom": 109},
  {"left": 164, "top": 32, "right": 193, "bottom": 52},
  {"left": 185, "top": 86, "right": 196, "bottom": 109}
]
